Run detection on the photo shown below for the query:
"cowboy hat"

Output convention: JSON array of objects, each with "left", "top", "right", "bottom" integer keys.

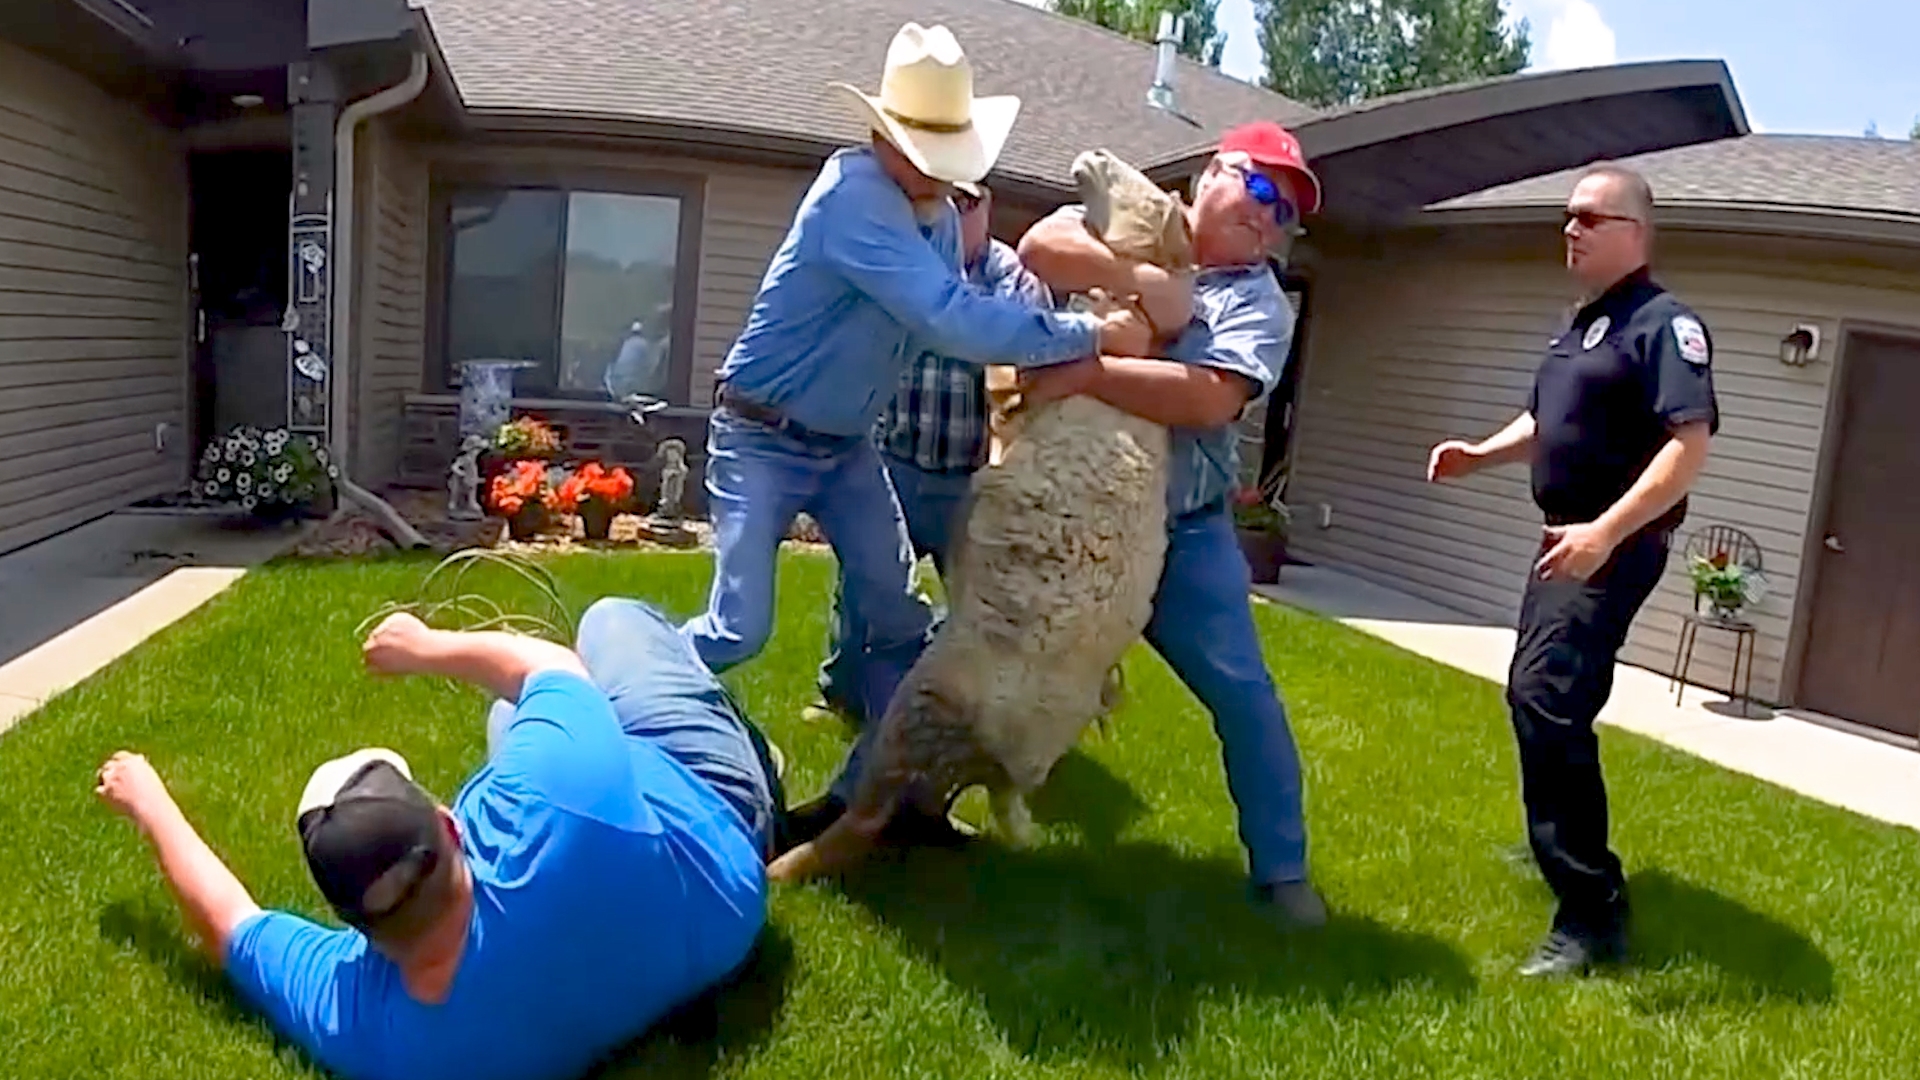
[{"left": 830, "top": 23, "right": 1020, "bottom": 185}]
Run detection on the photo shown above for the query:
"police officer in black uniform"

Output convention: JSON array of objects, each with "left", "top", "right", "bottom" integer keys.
[{"left": 1427, "top": 162, "right": 1718, "bottom": 977}]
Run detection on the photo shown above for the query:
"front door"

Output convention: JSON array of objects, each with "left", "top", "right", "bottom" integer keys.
[{"left": 1798, "top": 331, "right": 1920, "bottom": 736}]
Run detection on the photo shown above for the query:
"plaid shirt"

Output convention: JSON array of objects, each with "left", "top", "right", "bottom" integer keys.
[{"left": 875, "top": 239, "right": 1054, "bottom": 473}]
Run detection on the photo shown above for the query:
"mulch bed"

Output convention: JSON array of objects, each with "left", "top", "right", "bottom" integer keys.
[{"left": 290, "top": 488, "right": 831, "bottom": 559}]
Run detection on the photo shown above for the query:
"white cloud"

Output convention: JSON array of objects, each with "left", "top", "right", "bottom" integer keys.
[{"left": 1508, "top": 0, "right": 1618, "bottom": 71}]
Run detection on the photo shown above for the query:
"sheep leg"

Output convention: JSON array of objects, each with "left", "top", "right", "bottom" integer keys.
[
  {"left": 766, "top": 799, "right": 895, "bottom": 883},
  {"left": 989, "top": 787, "right": 1036, "bottom": 848}
]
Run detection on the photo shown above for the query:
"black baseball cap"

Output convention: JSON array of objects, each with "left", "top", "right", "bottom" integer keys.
[{"left": 295, "top": 748, "right": 445, "bottom": 932}]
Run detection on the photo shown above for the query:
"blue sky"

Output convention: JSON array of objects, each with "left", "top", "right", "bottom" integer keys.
[{"left": 1200, "top": 0, "right": 1920, "bottom": 137}]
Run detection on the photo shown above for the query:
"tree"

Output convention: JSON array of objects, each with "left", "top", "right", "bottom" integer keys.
[
  {"left": 1910, "top": 115, "right": 1919, "bottom": 140},
  {"left": 1050, "top": 0, "right": 1229, "bottom": 67},
  {"left": 1257, "top": 0, "right": 1531, "bottom": 108}
]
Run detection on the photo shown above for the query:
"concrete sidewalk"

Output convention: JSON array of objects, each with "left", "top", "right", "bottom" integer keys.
[
  {"left": 1256, "top": 563, "right": 1920, "bottom": 833},
  {"left": 0, "top": 510, "right": 301, "bottom": 736}
]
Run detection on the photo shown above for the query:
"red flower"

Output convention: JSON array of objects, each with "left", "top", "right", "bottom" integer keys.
[
  {"left": 487, "top": 460, "right": 551, "bottom": 517},
  {"left": 552, "top": 461, "right": 634, "bottom": 514}
]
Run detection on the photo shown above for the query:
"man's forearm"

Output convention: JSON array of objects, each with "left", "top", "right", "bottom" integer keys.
[
  {"left": 1593, "top": 422, "right": 1712, "bottom": 542},
  {"left": 138, "top": 799, "right": 261, "bottom": 965},
  {"left": 1084, "top": 356, "right": 1253, "bottom": 429},
  {"left": 413, "top": 630, "right": 589, "bottom": 702},
  {"left": 1473, "top": 412, "right": 1538, "bottom": 468}
]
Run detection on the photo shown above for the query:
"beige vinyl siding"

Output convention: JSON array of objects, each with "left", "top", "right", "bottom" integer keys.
[
  {"left": 353, "top": 118, "right": 429, "bottom": 486},
  {"left": 420, "top": 142, "right": 812, "bottom": 406},
  {"left": 0, "top": 39, "right": 188, "bottom": 556},
  {"left": 1288, "top": 228, "right": 1920, "bottom": 704}
]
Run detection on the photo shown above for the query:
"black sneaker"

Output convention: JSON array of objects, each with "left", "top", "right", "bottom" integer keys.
[
  {"left": 1518, "top": 925, "right": 1626, "bottom": 977},
  {"left": 1253, "top": 880, "right": 1328, "bottom": 931},
  {"left": 774, "top": 793, "right": 977, "bottom": 855}
]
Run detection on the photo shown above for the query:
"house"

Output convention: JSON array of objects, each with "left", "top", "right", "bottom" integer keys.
[{"left": 9, "top": 0, "right": 1907, "bottom": 747}]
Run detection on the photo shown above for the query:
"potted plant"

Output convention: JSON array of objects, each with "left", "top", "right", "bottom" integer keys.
[
  {"left": 487, "top": 459, "right": 556, "bottom": 541},
  {"left": 1231, "top": 484, "right": 1291, "bottom": 584},
  {"left": 195, "top": 425, "right": 338, "bottom": 524},
  {"left": 1687, "top": 549, "right": 1767, "bottom": 621},
  {"left": 553, "top": 461, "right": 635, "bottom": 541},
  {"left": 492, "top": 415, "right": 562, "bottom": 461}
]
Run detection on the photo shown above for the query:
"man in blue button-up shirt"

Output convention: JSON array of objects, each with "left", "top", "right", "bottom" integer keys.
[
  {"left": 680, "top": 28, "right": 1143, "bottom": 752},
  {"left": 810, "top": 181, "right": 1055, "bottom": 725},
  {"left": 783, "top": 123, "right": 1333, "bottom": 931}
]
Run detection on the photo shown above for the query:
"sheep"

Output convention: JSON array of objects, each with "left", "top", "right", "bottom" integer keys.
[{"left": 766, "top": 149, "right": 1196, "bottom": 883}]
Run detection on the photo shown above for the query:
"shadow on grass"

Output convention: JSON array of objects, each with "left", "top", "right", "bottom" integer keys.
[
  {"left": 1621, "top": 868, "right": 1835, "bottom": 1009},
  {"left": 591, "top": 925, "right": 797, "bottom": 1078},
  {"left": 101, "top": 899, "right": 797, "bottom": 1080},
  {"left": 832, "top": 838, "right": 1475, "bottom": 1067},
  {"left": 1024, "top": 748, "right": 1151, "bottom": 847},
  {"left": 98, "top": 899, "right": 270, "bottom": 1033}
]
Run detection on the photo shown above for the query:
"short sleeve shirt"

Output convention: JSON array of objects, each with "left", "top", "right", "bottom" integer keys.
[
  {"left": 1527, "top": 266, "right": 1719, "bottom": 529},
  {"left": 224, "top": 669, "right": 767, "bottom": 1080},
  {"left": 1046, "top": 205, "right": 1293, "bottom": 518}
]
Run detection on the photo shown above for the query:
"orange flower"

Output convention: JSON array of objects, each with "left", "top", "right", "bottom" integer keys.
[
  {"left": 487, "top": 460, "right": 550, "bottom": 517},
  {"left": 554, "top": 461, "right": 633, "bottom": 513}
]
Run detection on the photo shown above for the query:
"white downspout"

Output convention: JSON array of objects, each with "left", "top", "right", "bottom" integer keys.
[{"left": 328, "top": 50, "right": 431, "bottom": 547}]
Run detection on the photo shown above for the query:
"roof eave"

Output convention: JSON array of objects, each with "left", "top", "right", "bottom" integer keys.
[
  {"left": 457, "top": 108, "right": 1078, "bottom": 201},
  {"left": 1419, "top": 201, "right": 1920, "bottom": 248}
]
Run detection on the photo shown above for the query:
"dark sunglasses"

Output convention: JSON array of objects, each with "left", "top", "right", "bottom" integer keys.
[
  {"left": 1563, "top": 208, "right": 1640, "bottom": 230},
  {"left": 1233, "top": 164, "right": 1299, "bottom": 230}
]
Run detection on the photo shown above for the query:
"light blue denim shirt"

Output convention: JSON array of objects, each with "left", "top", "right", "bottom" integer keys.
[
  {"left": 1162, "top": 262, "right": 1294, "bottom": 517},
  {"left": 714, "top": 147, "right": 1101, "bottom": 438}
]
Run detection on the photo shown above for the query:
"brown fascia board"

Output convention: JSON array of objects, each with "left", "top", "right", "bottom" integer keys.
[
  {"left": 1418, "top": 201, "right": 1920, "bottom": 249},
  {"left": 1142, "top": 59, "right": 1751, "bottom": 183},
  {"left": 455, "top": 108, "right": 1080, "bottom": 202}
]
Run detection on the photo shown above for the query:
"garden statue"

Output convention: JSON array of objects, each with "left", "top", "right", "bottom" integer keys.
[
  {"left": 636, "top": 438, "right": 696, "bottom": 548},
  {"left": 447, "top": 434, "right": 486, "bottom": 521},
  {"left": 654, "top": 439, "right": 689, "bottom": 521}
]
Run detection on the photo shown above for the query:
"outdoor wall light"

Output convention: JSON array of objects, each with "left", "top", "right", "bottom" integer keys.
[
  {"left": 1779, "top": 323, "right": 1821, "bottom": 367},
  {"left": 232, "top": 94, "right": 265, "bottom": 108}
]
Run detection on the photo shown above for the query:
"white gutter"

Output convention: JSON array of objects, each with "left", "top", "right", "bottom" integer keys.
[{"left": 328, "top": 50, "right": 431, "bottom": 548}]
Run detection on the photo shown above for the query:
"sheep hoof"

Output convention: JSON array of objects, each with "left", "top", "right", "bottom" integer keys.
[{"left": 990, "top": 789, "right": 1037, "bottom": 848}]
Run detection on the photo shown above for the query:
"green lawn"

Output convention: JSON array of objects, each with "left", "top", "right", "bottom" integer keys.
[{"left": 2, "top": 548, "right": 1916, "bottom": 1079}]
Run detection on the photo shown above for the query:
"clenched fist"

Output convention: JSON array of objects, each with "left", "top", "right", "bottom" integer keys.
[
  {"left": 362, "top": 611, "right": 439, "bottom": 676},
  {"left": 95, "top": 751, "right": 172, "bottom": 823}
]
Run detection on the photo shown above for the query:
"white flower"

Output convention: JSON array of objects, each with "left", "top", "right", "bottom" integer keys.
[
  {"left": 240, "top": 450, "right": 255, "bottom": 466},
  {"left": 327, "top": 465, "right": 339, "bottom": 478},
  {"left": 241, "top": 496, "right": 256, "bottom": 512},
  {"left": 216, "top": 468, "right": 230, "bottom": 482},
  {"left": 236, "top": 474, "right": 251, "bottom": 493},
  {"left": 275, "top": 465, "right": 291, "bottom": 483},
  {"left": 203, "top": 481, "right": 219, "bottom": 497},
  {"left": 260, "top": 484, "right": 276, "bottom": 500}
]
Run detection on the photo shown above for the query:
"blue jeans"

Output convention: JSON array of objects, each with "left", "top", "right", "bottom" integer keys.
[
  {"left": 817, "top": 453, "right": 975, "bottom": 715},
  {"left": 488, "top": 597, "right": 783, "bottom": 856},
  {"left": 680, "top": 409, "right": 935, "bottom": 727},
  {"left": 823, "top": 506, "right": 1310, "bottom": 886}
]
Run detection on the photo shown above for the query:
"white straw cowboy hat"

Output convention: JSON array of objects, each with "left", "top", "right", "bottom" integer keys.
[{"left": 831, "top": 23, "right": 1021, "bottom": 184}]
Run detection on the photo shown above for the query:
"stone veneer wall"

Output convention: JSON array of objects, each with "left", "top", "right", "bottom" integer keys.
[{"left": 399, "top": 399, "right": 714, "bottom": 517}]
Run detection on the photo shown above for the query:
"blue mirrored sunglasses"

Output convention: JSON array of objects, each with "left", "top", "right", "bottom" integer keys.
[{"left": 1236, "top": 166, "right": 1299, "bottom": 230}]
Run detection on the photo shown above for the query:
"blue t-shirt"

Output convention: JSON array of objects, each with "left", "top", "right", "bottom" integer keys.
[{"left": 225, "top": 669, "right": 767, "bottom": 1080}]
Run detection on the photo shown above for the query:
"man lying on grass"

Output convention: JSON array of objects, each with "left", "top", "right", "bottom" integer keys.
[{"left": 94, "top": 598, "right": 783, "bottom": 1080}]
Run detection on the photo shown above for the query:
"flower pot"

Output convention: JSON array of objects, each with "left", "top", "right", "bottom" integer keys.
[
  {"left": 1236, "top": 527, "right": 1287, "bottom": 585},
  {"left": 579, "top": 502, "right": 617, "bottom": 541},
  {"left": 505, "top": 504, "right": 549, "bottom": 541}
]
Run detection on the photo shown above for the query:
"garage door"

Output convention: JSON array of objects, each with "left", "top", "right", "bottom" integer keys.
[{"left": 0, "top": 38, "right": 189, "bottom": 556}]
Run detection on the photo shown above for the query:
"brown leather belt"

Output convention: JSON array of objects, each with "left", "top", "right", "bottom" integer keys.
[{"left": 713, "top": 383, "right": 856, "bottom": 448}]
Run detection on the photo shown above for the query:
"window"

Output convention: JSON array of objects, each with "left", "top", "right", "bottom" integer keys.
[{"left": 437, "top": 177, "right": 699, "bottom": 403}]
